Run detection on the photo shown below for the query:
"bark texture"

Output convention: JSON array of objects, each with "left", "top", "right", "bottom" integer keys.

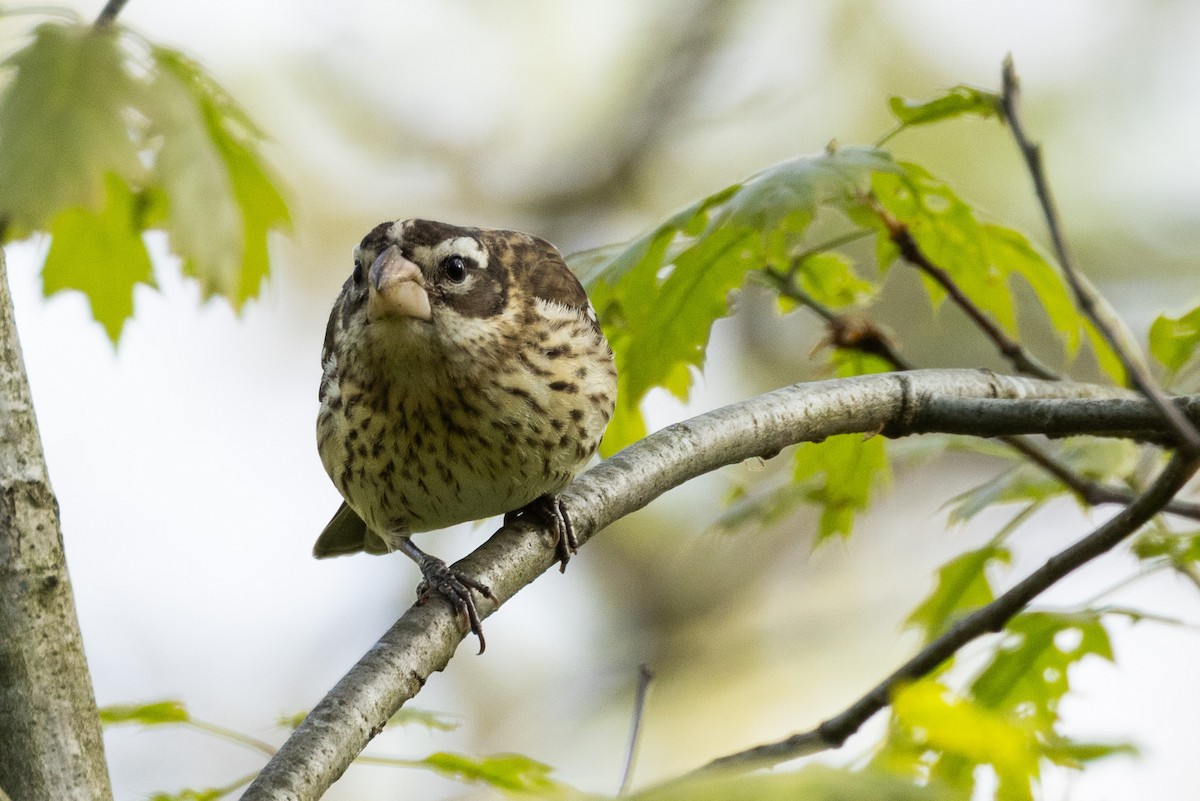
[{"left": 0, "top": 250, "right": 112, "bottom": 800}]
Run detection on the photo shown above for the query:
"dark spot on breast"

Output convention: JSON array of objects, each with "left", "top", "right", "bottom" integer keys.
[
  {"left": 518, "top": 350, "right": 552, "bottom": 377},
  {"left": 502, "top": 385, "right": 547, "bottom": 416},
  {"left": 549, "top": 381, "right": 577, "bottom": 394}
]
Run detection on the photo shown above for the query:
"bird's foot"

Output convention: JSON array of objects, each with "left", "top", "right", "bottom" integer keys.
[
  {"left": 504, "top": 494, "right": 577, "bottom": 573},
  {"left": 414, "top": 556, "right": 496, "bottom": 654}
]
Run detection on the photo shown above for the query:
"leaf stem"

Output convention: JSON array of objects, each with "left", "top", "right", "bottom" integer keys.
[
  {"left": 1000, "top": 55, "right": 1200, "bottom": 454},
  {"left": 187, "top": 719, "right": 278, "bottom": 757},
  {"left": 694, "top": 451, "right": 1199, "bottom": 773},
  {"left": 784, "top": 229, "right": 875, "bottom": 279}
]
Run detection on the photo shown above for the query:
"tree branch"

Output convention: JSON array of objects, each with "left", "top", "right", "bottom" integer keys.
[
  {"left": 1000, "top": 56, "right": 1200, "bottom": 454},
  {"left": 241, "top": 369, "right": 1169, "bottom": 801},
  {"left": 765, "top": 268, "right": 1200, "bottom": 519},
  {"left": 93, "top": 0, "right": 131, "bottom": 27},
  {"left": 0, "top": 252, "right": 113, "bottom": 798},
  {"left": 697, "top": 450, "right": 1198, "bottom": 772}
]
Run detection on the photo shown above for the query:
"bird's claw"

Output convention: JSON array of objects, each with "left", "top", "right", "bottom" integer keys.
[
  {"left": 415, "top": 557, "right": 496, "bottom": 654},
  {"left": 505, "top": 494, "right": 577, "bottom": 572}
]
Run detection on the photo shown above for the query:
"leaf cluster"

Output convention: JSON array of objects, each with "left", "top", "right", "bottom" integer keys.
[{"left": 0, "top": 18, "right": 289, "bottom": 340}]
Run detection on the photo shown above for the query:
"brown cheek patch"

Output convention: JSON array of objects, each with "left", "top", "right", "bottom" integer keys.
[
  {"left": 511, "top": 239, "right": 589, "bottom": 312},
  {"left": 444, "top": 270, "right": 507, "bottom": 318}
]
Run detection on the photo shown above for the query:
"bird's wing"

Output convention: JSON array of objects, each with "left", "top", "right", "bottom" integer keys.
[{"left": 312, "top": 502, "right": 369, "bottom": 558}]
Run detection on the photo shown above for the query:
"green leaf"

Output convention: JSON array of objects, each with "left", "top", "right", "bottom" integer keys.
[
  {"left": 1149, "top": 303, "right": 1200, "bottom": 378},
  {"left": 793, "top": 433, "right": 890, "bottom": 541},
  {"left": 42, "top": 173, "right": 154, "bottom": 341},
  {"left": 946, "top": 438, "right": 1140, "bottom": 523},
  {"left": 891, "top": 680, "right": 1039, "bottom": 801},
  {"left": 1132, "top": 525, "right": 1200, "bottom": 569},
  {"left": 981, "top": 224, "right": 1081, "bottom": 358},
  {"left": 277, "top": 705, "right": 458, "bottom": 732},
  {"left": 870, "top": 166, "right": 1116, "bottom": 380},
  {"left": 1082, "top": 317, "right": 1128, "bottom": 385},
  {"left": 887, "top": 86, "right": 1003, "bottom": 129},
  {"left": 714, "top": 473, "right": 808, "bottom": 533},
  {"left": 795, "top": 251, "right": 875, "bottom": 310},
  {"left": 387, "top": 707, "right": 459, "bottom": 732},
  {"left": 416, "top": 752, "right": 570, "bottom": 796},
  {"left": 149, "top": 790, "right": 224, "bottom": 801},
  {"left": 572, "top": 147, "right": 901, "bottom": 453},
  {"left": 873, "top": 165, "right": 1015, "bottom": 333},
  {"left": 945, "top": 468, "right": 1058, "bottom": 524},
  {"left": 99, "top": 699, "right": 190, "bottom": 726},
  {"left": 970, "top": 611, "right": 1114, "bottom": 731},
  {"left": 0, "top": 22, "right": 143, "bottom": 239},
  {"left": 148, "top": 47, "right": 290, "bottom": 307},
  {"left": 906, "top": 546, "right": 1011, "bottom": 643},
  {"left": 1040, "top": 736, "right": 1137, "bottom": 769},
  {"left": 632, "top": 764, "right": 962, "bottom": 801}
]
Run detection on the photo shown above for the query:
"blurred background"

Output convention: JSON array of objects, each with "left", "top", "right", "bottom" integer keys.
[{"left": 3, "top": 0, "right": 1200, "bottom": 798}]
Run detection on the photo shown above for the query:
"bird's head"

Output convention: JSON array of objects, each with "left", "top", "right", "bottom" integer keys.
[{"left": 331, "top": 219, "right": 596, "bottom": 370}]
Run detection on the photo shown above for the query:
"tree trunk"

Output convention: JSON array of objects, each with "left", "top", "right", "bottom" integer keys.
[{"left": 0, "top": 249, "right": 112, "bottom": 800}]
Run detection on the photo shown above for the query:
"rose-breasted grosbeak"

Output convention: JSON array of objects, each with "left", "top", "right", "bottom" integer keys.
[{"left": 315, "top": 219, "right": 616, "bottom": 649}]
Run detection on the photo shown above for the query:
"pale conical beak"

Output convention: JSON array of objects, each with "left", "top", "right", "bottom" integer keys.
[{"left": 367, "top": 245, "right": 432, "bottom": 322}]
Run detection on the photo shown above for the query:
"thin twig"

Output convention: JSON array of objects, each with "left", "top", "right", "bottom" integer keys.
[
  {"left": 1002, "top": 435, "right": 1200, "bottom": 521},
  {"left": 875, "top": 207, "right": 1061, "bottom": 381},
  {"left": 696, "top": 451, "right": 1199, "bottom": 773},
  {"left": 1000, "top": 56, "right": 1200, "bottom": 454},
  {"left": 94, "top": 0, "right": 130, "bottom": 27},
  {"left": 761, "top": 266, "right": 913, "bottom": 371},
  {"left": 619, "top": 664, "right": 655, "bottom": 796}
]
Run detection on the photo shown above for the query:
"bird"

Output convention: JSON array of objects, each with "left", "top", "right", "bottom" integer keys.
[{"left": 314, "top": 218, "right": 616, "bottom": 651}]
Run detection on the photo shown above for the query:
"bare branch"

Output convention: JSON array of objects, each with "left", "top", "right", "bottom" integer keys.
[
  {"left": 242, "top": 369, "right": 1160, "bottom": 801},
  {"left": 697, "top": 451, "right": 1198, "bottom": 772},
  {"left": 1000, "top": 56, "right": 1200, "bottom": 454}
]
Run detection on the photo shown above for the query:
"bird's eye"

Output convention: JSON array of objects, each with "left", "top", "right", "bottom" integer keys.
[
  {"left": 443, "top": 255, "right": 469, "bottom": 283},
  {"left": 352, "top": 260, "right": 364, "bottom": 286}
]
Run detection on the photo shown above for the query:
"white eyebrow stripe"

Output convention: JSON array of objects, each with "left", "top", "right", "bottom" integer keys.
[{"left": 434, "top": 236, "right": 488, "bottom": 267}]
